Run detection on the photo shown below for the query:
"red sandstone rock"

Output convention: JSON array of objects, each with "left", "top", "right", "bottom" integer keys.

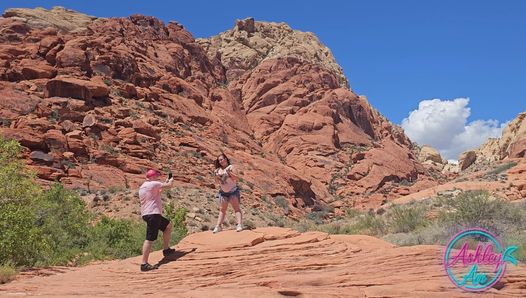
[
  {"left": 2, "top": 228, "right": 526, "bottom": 296},
  {"left": 0, "top": 9, "right": 439, "bottom": 213},
  {"left": 132, "top": 120, "right": 160, "bottom": 140},
  {"left": 45, "top": 76, "right": 109, "bottom": 100},
  {"left": 30, "top": 150, "right": 54, "bottom": 165},
  {"left": 0, "top": 127, "right": 47, "bottom": 151},
  {"left": 0, "top": 83, "right": 41, "bottom": 120},
  {"left": 43, "top": 129, "right": 67, "bottom": 151},
  {"left": 509, "top": 139, "right": 526, "bottom": 158}
]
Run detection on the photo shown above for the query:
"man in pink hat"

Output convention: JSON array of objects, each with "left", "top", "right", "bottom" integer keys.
[{"left": 139, "top": 169, "right": 174, "bottom": 271}]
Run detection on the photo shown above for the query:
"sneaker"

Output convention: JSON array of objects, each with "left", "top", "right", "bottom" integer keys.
[
  {"left": 236, "top": 224, "right": 243, "bottom": 232},
  {"left": 140, "top": 263, "right": 158, "bottom": 272},
  {"left": 163, "top": 248, "right": 176, "bottom": 257},
  {"left": 212, "top": 225, "right": 222, "bottom": 233}
]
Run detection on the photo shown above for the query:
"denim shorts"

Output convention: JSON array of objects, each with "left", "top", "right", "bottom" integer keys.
[{"left": 216, "top": 186, "right": 240, "bottom": 204}]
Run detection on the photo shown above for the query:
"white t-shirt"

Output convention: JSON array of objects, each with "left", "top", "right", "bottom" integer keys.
[
  {"left": 139, "top": 180, "right": 163, "bottom": 216},
  {"left": 216, "top": 165, "right": 237, "bottom": 192}
]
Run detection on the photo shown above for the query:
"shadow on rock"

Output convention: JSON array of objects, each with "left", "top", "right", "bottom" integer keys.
[{"left": 155, "top": 247, "right": 197, "bottom": 268}]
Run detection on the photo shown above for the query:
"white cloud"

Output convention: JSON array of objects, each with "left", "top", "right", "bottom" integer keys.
[{"left": 401, "top": 98, "right": 506, "bottom": 160}]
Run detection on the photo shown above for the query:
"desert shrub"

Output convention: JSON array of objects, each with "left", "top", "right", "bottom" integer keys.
[
  {"left": 108, "top": 186, "right": 125, "bottom": 194},
  {"left": 317, "top": 222, "right": 356, "bottom": 235},
  {"left": 351, "top": 214, "right": 387, "bottom": 236},
  {"left": 33, "top": 184, "right": 92, "bottom": 266},
  {"left": 0, "top": 201, "right": 44, "bottom": 266},
  {"left": 296, "top": 213, "right": 386, "bottom": 236},
  {"left": 293, "top": 219, "right": 317, "bottom": 232},
  {"left": 0, "top": 136, "right": 40, "bottom": 204},
  {"left": 273, "top": 195, "right": 290, "bottom": 215},
  {"left": 487, "top": 162, "right": 518, "bottom": 176},
  {"left": 243, "top": 220, "right": 256, "bottom": 230},
  {"left": 437, "top": 190, "right": 522, "bottom": 234},
  {"left": 86, "top": 216, "right": 144, "bottom": 261},
  {"left": 0, "top": 263, "right": 16, "bottom": 284},
  {"left": 386, "top": 203, "right": 428, "bottom": 233},
  {"left": 346, "top": 208, "right": 361, "bottom": 218},
  {"left": 384, "top": 222, "right": 459, "bottom": 247},
  {"left": 163, "top": 202, "right": 189, "bottom": 245},
  {"left": 306, "top": 211, "right": 329, "bottom": 224},
  {"left": 382, "top": 232, "right": 423, "bottom": 246},
  {"left": 503, "top": 231, "right": 526, "bottom": 263},
  {"left": 274, "top": 196, "right": 288, "bottom": 209},
  {"left": 267, "top": 213, "right": 286, "bottom": 227}
]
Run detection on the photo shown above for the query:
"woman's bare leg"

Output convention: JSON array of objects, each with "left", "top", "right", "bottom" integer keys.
[
  {"left": 230, "top": 196, "right": 242, "bottom": 226},
  {"left": 216, "top": 199, "right": 228, "bottom": 227}
]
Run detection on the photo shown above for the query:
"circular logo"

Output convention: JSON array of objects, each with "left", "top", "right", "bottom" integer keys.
[{"left": 443, "top": 228, "right": 518, "bottom": 292}]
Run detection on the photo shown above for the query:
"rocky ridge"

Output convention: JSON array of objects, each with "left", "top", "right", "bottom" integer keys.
[
  {"left": 457, "top": 111, "right": 526, "bottom": 171},
  {"left": 3, "top": 6, "right": 97, "bottom": 33},
  {"left": 197, "top": 17, "right": 349, "bottom": 88}
]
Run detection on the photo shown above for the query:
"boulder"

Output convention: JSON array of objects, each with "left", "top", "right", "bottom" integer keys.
[
  {"left": 30, "top": 150, "right": 54, "bottom": 165},
  {"left": 418, "top": 145, "right": 444, "bottom": 164},
  {"left": 459, "top": 150, "right": 477, "bottom": 171},
  {"left": 44, "top": 77, "right": 109, "bottom": 100}
]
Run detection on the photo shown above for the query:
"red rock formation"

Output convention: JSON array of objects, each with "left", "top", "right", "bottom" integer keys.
[
  {"left": 470, "top": 111, "right": 526, "bottom": 164},
  {"left": 0, "top": 7, "right": 439, "bottom": 215},
  {"left": 229, "top": 56, "right": 435, "bottom": 208}
]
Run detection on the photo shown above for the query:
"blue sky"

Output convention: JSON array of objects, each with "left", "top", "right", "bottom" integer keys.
[{"left": 2, "top": 1, "right": 525, "bottom": 158}]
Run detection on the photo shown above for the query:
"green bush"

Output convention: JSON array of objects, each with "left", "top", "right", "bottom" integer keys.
[
  {"left": 318, "top": 222, "right": 356, "bottom": 235},
  {"left": 0, "top": 136, "right": 45, "bottom": 266},
  {"left": 273, "top": 195, "right": 290, "bottom": 216},
  {"left": 386, "top": 204, "right": 428, "bottom": 233},
  {"left": 0, "top": 263, "right": 16, "bottom": 284},
  {"left": 0, "top": 136, "right": 40, "bottom": 205},
  {"left": 346, "top": 208, "right": 360, "bottom": 218},
  {"left": 87, "top": 216, "right": 144, "bottom": 260},
  {"left": 0, "top": 136, "right": 189, "bottom": 277},
  {"left": 306, "top": 210, "right": 329, "bottom": 224},
  {"left": 243, "top": 220, "right": 256, "bottom": 230},
  {"left": 487, "top": 162, "right": 518, "bottom": 176},
  {"left": 283, "top": 189, "right": 526, "bottom": 263},
  {"left": 34, "top": 184, "right": 92, "bottom": 266},
  {"left": 351, "top": 214, "right": 387, "bottom": 236},
  {"left": 163, "top": 202, "right": 188, "bottom": 245},
  {"left": 503, "top": 231, "right": 526, "bottom": 263},
  {"left": 0, "top": 201, "right": 44, "bottom": 266},
  {"left": 435, "top": 191, "right": 526, "bottom": 240},
  {"left": 274, "top": 196, "right": 288, "bottom": 209}
]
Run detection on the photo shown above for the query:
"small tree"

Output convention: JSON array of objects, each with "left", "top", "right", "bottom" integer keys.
[{"left": 0, "top": 136, "right": 43, "bottom": 266}]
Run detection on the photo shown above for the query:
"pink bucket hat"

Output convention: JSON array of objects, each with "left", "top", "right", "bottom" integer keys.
[{"left": 146, "top": 169, "right": 161, "bottom": 179}]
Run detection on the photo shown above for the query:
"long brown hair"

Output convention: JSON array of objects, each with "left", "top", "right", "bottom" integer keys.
[{"left": 214, "top": 153, "right": 231, "bottom": 169}]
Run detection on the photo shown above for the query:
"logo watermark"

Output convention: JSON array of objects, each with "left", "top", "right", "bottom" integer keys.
[{"left": 443, "top": 228, "right": 518, "bottom": 292}]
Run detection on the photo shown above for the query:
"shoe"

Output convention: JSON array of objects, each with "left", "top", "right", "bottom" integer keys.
[
  {"left": 236, "top": 224, "right": 243, "bottom": 232},
  {"left": 140, "top": 263, "right": 158, "bottom": 272},
  {"left": 213, "top": 225, "right": 222, "bottom": 233},
  {"left": 163, "top": 248, "right": 176, "bottom": 257}
]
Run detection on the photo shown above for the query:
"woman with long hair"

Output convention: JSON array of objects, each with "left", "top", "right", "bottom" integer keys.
[{"left": 213, "top": 153, "right": 243, "bottom": 233}]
